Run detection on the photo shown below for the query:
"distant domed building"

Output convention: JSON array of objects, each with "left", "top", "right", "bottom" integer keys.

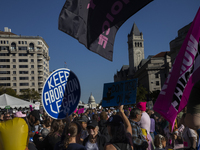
[{"left": 88, "top": 93, "right": 99, "bottom": 108}]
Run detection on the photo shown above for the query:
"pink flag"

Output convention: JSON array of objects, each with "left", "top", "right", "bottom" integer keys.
[
  {"left": 153, "top": 7, "right": 200, "bottom": 127},
  {"left": 78, "top": 108, "right": 85, "bottom": 114},
  {"left": 74, "top": 108, "right": 78, "bottom": 113}
]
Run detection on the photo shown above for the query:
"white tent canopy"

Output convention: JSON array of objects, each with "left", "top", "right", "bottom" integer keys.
[{"left": 0, "top": 94, "right": 34, "bottom": 109}]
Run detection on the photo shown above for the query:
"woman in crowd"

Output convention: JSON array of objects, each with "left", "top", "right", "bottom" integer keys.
[
  {"left": 61, "top": 122, "right": 86, "bottom": 150},
  {"left": 154, "top": 134, "right": 166, "bottom": 150},
  {"left": 40, "top": 119, "right": 64, "bottom": 150},
  {"left": 104, "top": 105, "right": 133, "bottom": 150}
]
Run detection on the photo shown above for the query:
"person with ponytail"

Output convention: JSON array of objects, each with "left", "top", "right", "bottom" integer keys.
[
  {"left": 58, "top": 122, "right": 86, "bottom": 150},
  {"left": 154, "top": 134, "right": 166, "bottom": 150}
]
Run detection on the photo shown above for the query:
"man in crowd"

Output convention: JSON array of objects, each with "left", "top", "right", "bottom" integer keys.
[
  {"left": 83, "top": 120, "right": 108, "bottom": 150},
  {"left": 129, "top": 108, "right": 149, "bottom": 150},
  {"left": 137, "top": 102, "right": 153, "bottom": 150}
]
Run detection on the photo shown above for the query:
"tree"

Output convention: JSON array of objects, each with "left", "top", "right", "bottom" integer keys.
[
  {"left": 19, "top": 88, "right": 40, "bottom": 102},
  {"left": 149, "top": 90, "right": 160, "bottom": 104},
  {"left": 136, "top": 85, "right": 148, "bottom": 103},
  {"left": 0, "top": 86, "right": 19, "bottom": 97}
]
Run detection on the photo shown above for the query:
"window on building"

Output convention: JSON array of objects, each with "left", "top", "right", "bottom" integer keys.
[
  {"left": 20, "top": 83, "right": 29, "bottom": 86},
  {"left": 0, "top": 59, "right": 10, "bottom": 62},
  {"left": 32, "top": 83, "right": 35, "bottom": 86},
  {"left": 31, "top": 59, "right": 34, "bottom": 62},
  {"left": 13, "top": 71, "right": 16, "bottom": 74},
  {"left": 0, "top": 71, "right": 10, "bottom": 74},
  {"left": 18, "top": 47, "right": 27, "bottom": 50},
  {"left": 155, "top": 74, "right": 159, "bottom": 78},
  {"left": 0, "top": 65, "right": 10, "bottom": 68},
  {"left": 19, "top": 77, "right": 29, "bottom": 80},
  {"left": 12, "top": 54, "right": 15, "bottom": 56},
  {"left": 11, "top": 42, "right": 16, "bottom": 50},
  {"left": 31, "top": 65, "right": 34, "bottom": 68},
  {"left": 25, "top": 41, "right": 27, "bottom": 44},
  {"left": 13, "top": 65, "right": 16, "bottom": 68},
  {"left": 31, "top": 71, "right": 34, "bottom": 74},
  {"left": 0, "top": 53, "right": 9, "bottom": 56},
  {"left": 19, "top": 65, "right": 28, "bottom": 68},
  {"left": 29, "top": 43, "right": 34, "bottom": 50},
  {"left": 19, "top": 59, "right": 28, "bottom": 62},
  {"left": 0, "top": 46, "right": 9, "bottom": 50},
  {"left": 18, "top": 41, "right": 21, "bottom": 44},
  {"left": 31, "top": 77, "right": 34, "bottom": 80},
  {"left": 0, "top": 83, "right": 10, "bottom": 86},
  {"left": 13, "top": 59, "right": 16, "bottom": 62},
  {"left": 30, "top": 54, "right": 34, "bottom": 56},
  {"left": 19, "top": 53, "right": 27, "bottom": 56},
  {"left": 156, "top": 81, "right": 159, "bottom": 85},
  {"left": 13, "top": 77, "right": 16, "bottom": 80},
  {"left": 22, "top": 41, "right": 24, "bottom": 44},
  {"left": 0, "top": 77, "right": 10, "bottom": 80},
  {"left": 19, "top": 71, "right": 28, "bottom": 74},
  {"left": 13, "top": 83, "right": 16, "bottom": 86}
]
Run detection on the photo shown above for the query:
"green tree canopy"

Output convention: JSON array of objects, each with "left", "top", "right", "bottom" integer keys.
[
  {"left": 136, "top": 85, "right": 148, "bottom": 103},
  {"left": 19, "top": 88, "right": 40, "bottom": 102},
  {"left": 149, "top": 90, "right": 160, "bottom": 104},
  {"left": 0, "top": 86, "right": 19, "bottom": 97}
]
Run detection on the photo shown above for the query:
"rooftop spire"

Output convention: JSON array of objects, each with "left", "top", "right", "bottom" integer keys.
[{"left": 130, "top": 23, "right": 140, "bottom": 36}]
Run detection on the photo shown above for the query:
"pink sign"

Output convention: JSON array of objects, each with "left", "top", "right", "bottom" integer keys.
[
  {"left": 154, "top": 7, "right": 200, "bottom": 127},
  {"left": 78, "top": 108, "right": 84, "bottom": 114},
  {"left": 74, "top": 108, "right": 78, "bottom": 113}
]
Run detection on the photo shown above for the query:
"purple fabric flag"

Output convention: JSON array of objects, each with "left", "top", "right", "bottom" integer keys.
[
  {"left": 153, "top": 7, "right": 200, "bottom": 127},
  {"left": 78, "top": 108, "right": 85, "bottom": 114},
  {"left": 58, "top": 0, "right": 153, "bottom": 61},
  {"left": 74, "top": 108, "right": 78, "bottom": 113}
]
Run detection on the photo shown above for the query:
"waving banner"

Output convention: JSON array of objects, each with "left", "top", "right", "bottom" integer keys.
[
  {"left": 58, "top": 0, "right": 153, "bottom": 61},
  {"left": 153, "top": 7, "right": 200, "bottom": 127}
]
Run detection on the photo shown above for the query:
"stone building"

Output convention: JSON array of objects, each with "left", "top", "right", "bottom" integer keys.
[
  {"left": 0, "top": 27, "right": 50, "bottom": 97},
  {"left": 170, "top": 22, "right": 192, "bottom": 64},
  {"left": 114, "top": 23, "right": 172, "bottom": 93}
]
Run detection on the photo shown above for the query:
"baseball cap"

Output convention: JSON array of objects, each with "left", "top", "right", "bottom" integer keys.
[
  {"left": 79, "top": 115, "right": 88, "bottom": 123},
  {"left": 105, "top": 115, "right": 124, "bottom": 126},
  {"left": 87, "top": 120, "right": 98, "bottom": 128}
]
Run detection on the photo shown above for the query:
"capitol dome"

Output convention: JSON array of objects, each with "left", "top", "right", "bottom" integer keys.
[{"left": 88, "top": 93, "right": 96, "bottom": 104}]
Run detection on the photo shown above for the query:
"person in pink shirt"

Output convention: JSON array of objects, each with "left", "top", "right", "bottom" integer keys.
[{"left": 137, "top": 102, "right": 153, "bottom": 150}]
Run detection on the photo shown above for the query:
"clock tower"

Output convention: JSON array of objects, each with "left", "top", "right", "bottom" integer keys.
[{"left": 127, "top": 23, "right": 144, "bottom": 75}]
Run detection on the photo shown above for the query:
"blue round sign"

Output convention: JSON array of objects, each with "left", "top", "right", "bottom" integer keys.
[{"left": 42, "top": 68, "right": 81, "bottom": 119}]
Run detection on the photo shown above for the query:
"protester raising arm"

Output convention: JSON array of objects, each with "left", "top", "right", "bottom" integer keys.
[{"left": 118, "top": 105, "right": 132, "bottom": 135}]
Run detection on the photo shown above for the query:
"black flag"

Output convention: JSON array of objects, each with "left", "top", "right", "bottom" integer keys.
[{"left": 59, "top": 0, "right": 153, "bottom": 61}]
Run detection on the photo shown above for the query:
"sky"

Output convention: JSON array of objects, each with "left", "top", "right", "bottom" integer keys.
[{"left": 0, "top": 0, "right": 199, "bottom": 104}]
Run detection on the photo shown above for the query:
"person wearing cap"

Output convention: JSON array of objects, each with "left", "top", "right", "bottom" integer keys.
[
  {"left": 104, "top": 105, "right": 133, "bottom": 150},
  {"left": 83, "top": 119, "right": 108, "bottom": 150},
  {"left": 129, "top": 108, "right": 149, "bottom": 150},
  {"left": 137, "top": 102, "right": 152, "bottom": 150},
  {"left": 98, "top": 111, "right": 110, "bottom": 141},
  {"left": 79, "top": 115, "right": 89, "bottom": 143}
]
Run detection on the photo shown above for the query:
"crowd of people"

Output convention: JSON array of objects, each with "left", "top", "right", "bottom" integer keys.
[{"left": 0, "top": 102, "right": 198, "bottom": 150}]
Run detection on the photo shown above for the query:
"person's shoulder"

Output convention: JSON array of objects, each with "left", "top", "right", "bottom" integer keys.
[
  {"left": 104, "top": 143, "right": 116, "bottom": 150},
  {"left": 67, "top": 143, "right": 86, "bottom": 150}
]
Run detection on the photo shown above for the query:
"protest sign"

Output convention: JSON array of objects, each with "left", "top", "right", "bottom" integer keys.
[
  {"left": 78, "top": 108, "right": 84, "bottom": 114},
  {"left": 102, "top": 79, "right": 137, "bottom": 107},
  {"left": 34, "top": 102, "right": 40, "bottom": 110},
  {"left": 42, "top": 68, "right": 81, "bottom": 119}
]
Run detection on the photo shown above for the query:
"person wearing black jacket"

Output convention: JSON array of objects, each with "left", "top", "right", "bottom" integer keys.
[
  {"left": 98, "top": 111, "right": 110, "bottom": 141},
  {"left": 83, "top": 120, "right": 108, "bottom": 150}
]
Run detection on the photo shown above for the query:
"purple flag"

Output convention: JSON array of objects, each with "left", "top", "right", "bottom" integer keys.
[{"left": 153, "top": 7, "right": 200, "bottom": 127}]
